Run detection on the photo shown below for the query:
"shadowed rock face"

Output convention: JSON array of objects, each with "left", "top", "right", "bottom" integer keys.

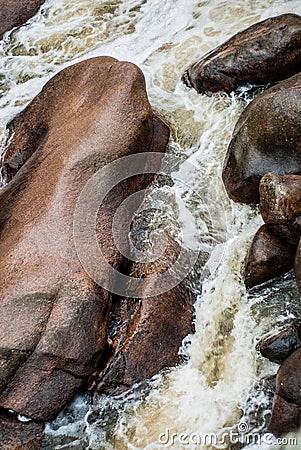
[
  {"left": 95, "top": 234, "right": 195, "bottom": 395},
  {"left": 182, "top": 14, "right": 301, "bottom": 95},
  {"left": 222, "top": 73, "right": 301, "bottom": 204},
  {"left": 0, "top": 0, "right": 45, "bottom": 39},
  {"left": 257, "top": 323, "right": 301, "bottom": 364},
  {"left": 243, "top": 225, "right": 296, "bottom": 288},
  {"left": 269, "top": 348, "right": 301, "bottom": 437},
  {"left": 0, "top": 56, "right": 172, "bottom": 425},
  {"left": 296, "top": 239, "right": 301, "bottom": 293}
]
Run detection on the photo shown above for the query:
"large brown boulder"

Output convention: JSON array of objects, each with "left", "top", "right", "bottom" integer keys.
[
  {"left": 0, "top": 55, "right": 171, "bottom": 426},
  {"left": 243, "top": 225, "right": 296, "bottom": 288},
  {"left": 182, "top": 14, "right": 301, "bottom": 95},
  {"left": 222, "top": 73, "right": 301, "bottom": 204},
  {"left": 0, "top": 1, "right": 45, "bottom": 39},
  {"left": 259, "top": 173, "right": 301, "bottom": 245},
  {"left": 269, "top": 348, "right": 301, "bottom": 436}
]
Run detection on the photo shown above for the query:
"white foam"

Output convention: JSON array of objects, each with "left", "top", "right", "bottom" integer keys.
[{"left": 1, "top": 0, "right": 300, "bottom": 448}]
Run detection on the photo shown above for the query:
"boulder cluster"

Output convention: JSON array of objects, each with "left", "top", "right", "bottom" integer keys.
[
  {"left": 183, "top": 12, "right": 301, "bottom": 439},
  {"left": 0, "top": 4, "right": 300, "bottom": 449}
]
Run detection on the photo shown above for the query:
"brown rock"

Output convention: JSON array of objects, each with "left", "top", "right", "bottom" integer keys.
[
  {"left": 0, "top": 56, "right": 169, "bottom": 421},
  {"left": 0, "top": 1, "right": 45, "bottom": 39},
  {"left": 182, "top": 14, "right": 301, "bottom": 95},
  {"left": 243, "top": 225, "right": 296, "bottom": 288},
  {"left": 257, "top": 323, "right": 301, "bottom": 364},
  {"left": 269, "top": 348, "right": 301, "bottom": 436},
  {"left": 296, "top": 238, "right": 301, "bottom": 292},
  {"left": 222, "top": 73, "right": 301, "bottom": 204},
  {"left": 259, "top": 173, "right": 301, "bottom": 245},
  {"left": 0, "top": 409, "right": 43, "bottom": 450},
  {"left": 269, "top": 394, "right": 300, "bottom": 437},
  {"left": 96, "top": 234, "right": 195, "bottom": 395}
]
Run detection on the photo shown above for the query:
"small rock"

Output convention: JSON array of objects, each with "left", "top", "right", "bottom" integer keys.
[
  {"left": 259, "top": 173, "right": 301, "bottom": 245},
  {"left": 243, "top": 225, "right": 296, "bottom": 288},
  {"left": 257, "top": 323, "right": 301, "bottom": 363},
  {"left": 182, "top": 14, "right": 301, "bottom": 95}
]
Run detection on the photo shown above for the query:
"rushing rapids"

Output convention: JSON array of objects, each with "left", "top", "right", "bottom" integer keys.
[{"left": 0, "top": 0, "right": 301, "bottom": 449}]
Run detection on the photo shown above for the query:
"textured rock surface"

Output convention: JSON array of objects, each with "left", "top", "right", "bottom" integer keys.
[
  {"left": 243, "top": 225, "right": 296, "bottom": 288},
  {"left": 0, "top": 409, "right": 44, "bottom": 450},
  {"left": 223, "top": 73, "right": 301, "bottom": 204},
  {"left": 182, "top": 14, "right": 301, "bottom": 95},
  {"left": 295, "top": 238, "right": 301, "bottom": 293},
  {"left": 269, "top": 348, "right": 301, "bottom": 436},
  {"left": 0, "top": 0, "right": 45, "bottom": 39},
  {"left": 259, "top": 173, "right": 301, "bottom": 245},
  {"left": 96, "top": 234, "right": 195, "bottom": 395},
  {"left": 0, "top": 56, "right": 170, "bottom": 422}
]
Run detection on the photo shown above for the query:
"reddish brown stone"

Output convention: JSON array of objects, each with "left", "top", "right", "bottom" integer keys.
[
  {"left": 269, "top": 348, "right": 301, "bottom": 436},
  {"left": 0, "top": 409, "right": 43, "bottom": 450},
  {"left": 269, "top": 393, "right": 301, "bottom": 437},
  {"left": 0, "top": 1, "right": 45, "bottom": 39},
  {"left": 96, "top": 236, "right": 195, "bottom": 395},
  {"left": 259, "top": 173, "right": 301, "bottom": 245},
  {"left": 243, "top": 225, "right": 296, "bottom": 288},
  {"left": 295, "top": 238, "right": 301, "bottom": 293},
  {"left": 182, "top": 14, "right": 301, "bottom": 95},
  {"left": 0, "top": 56, "right": 170, "bottom": 422}
]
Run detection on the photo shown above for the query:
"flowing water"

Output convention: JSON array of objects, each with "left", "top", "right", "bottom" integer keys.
[{"left": 1, "top": 0, "right": 301, "bottom": 449}]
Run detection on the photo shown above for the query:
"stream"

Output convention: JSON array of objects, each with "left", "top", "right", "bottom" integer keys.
[{"left": 1, "top": 1, "right": 301, "bottom": 449}]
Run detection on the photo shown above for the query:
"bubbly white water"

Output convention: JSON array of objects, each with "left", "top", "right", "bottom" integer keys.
[{"left": 1, "top": 0, "right": 301, "bottom": 449}]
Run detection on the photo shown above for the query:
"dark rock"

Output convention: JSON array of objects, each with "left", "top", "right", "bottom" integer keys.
[
  {"left": 222, "top": 73, "right": 301, "bottom": 204},
  {"left": 182, "top": 14, "right": 301, "bottom": 95},
  {"left": 0, "top": 56, "right": 169, "bottom": 422},
  {"left": 269, "top": 348, "right": 301, "bottom": 436},
  {"left": 0, "top": 409, "right": 43, "bottom": 450},
  {"left": 96, "top": 207, "right": 195, "bottom": 394},
  {"left": 0, "top": 1, "right": 45, "bottom": 39},
  {"left": 257, "top": 323, "right": 301, "bottom": 363},
  {"left": 243, "top": 225, "right": 296, "bottom": 288},
  {"left": 259, "top": 173, "right": 301, "bottom": 245},
  {"left": 269, "top": 394, "right": 300, "bottom": 437},
  {"left": 295, "top": 238, "right": 301, "bottom": 293},
  {"left": 95, "top": 235, "right": 195, "bottom": 395}
]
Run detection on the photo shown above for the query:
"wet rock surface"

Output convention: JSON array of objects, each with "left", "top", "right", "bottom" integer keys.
[
  {"left": 182, "top": 14, "right": 301, "bottom": 95},
  {"left": 0, "top": 1, "right": 45, "bottom": 39},
  {"left": 96, "top": 235, "right": 195, "bottom": 395},
  {"left": 243, "top": 225, "right": 296, "bottom": 288},
  {"left": 259, "top": 173, "right": 301, "bottom": 245},
  {"left": 257, "top": 323, "right": 301, "bottom": 364},
  {"left": 295, "top": 239, "right": 301, "bottom": 293},
  {"left": 268, "top": 348, "right": 301, "bottom": 436},
  {"left": 222, "top": 73, "right": 301, "bottom": 204},
  {"left": 0, "top": 55, "right": 185, "bottom": 431}
]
